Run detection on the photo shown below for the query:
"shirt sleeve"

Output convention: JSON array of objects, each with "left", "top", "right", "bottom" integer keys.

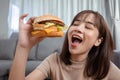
[
  {"left": 108, "top": 62, "right": 120, "bottom": 80},
  {"left": 36, "top": 53, "right": 56, "bottom": 78}
]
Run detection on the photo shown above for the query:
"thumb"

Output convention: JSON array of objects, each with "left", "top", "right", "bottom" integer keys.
[{"left": 19, "top": 13, "right": 29, "bottom": 23}]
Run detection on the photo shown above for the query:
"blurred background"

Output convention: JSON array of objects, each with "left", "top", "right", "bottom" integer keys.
[{"left": 0, "top": 0, "right": 120, "bottom": 50}]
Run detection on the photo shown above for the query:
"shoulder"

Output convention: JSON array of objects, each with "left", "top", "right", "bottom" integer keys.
[
  {"left": 42, "top": 52, "right": 61, "bottom": 66},
  {"left": 45, "top": 52, "right": 60, "bottom": 61},
  {"left": 110, "top": 62, "right": 120, "bottom": 72},
  {"left": 108, "top": 61, "right": 120, "bottom": 80}
]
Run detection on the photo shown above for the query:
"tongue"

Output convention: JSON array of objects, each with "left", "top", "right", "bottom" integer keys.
[{"left": 72, "top": 40, "right": 80, "bottom": 47}]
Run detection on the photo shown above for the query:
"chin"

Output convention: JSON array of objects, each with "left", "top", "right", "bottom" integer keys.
[{"left": 69, "top": 49, "right": 80, "bottom": 55}]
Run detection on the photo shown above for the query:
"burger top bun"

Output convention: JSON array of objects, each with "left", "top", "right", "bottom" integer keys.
[{"left": 33, "top": 14, "right": 65, "bottom": 26}]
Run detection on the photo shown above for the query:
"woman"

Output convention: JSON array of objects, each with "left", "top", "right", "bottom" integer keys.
[{"left": 9, "top": 10, "right": 120, "bottom": 80}]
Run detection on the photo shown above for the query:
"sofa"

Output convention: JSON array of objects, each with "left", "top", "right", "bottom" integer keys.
[
  {"left": 0, "top": 32, "right": 120, "bottom": 80},
  {"left": 0, "top": 32, "right": 64, "bottom": 80}
]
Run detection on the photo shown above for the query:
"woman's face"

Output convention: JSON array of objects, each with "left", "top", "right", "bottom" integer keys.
[{"left": 68, "top": 13, "right": 102, "bottom": 56}]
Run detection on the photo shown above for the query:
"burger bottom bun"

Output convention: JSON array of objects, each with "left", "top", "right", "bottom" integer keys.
[{"left": 31, "top": 30, "right": 64, "bottom": 37}]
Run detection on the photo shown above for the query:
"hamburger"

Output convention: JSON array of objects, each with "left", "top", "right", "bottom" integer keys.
[{"left": 31, "top": 14, "right": 66, "bottom": 37}]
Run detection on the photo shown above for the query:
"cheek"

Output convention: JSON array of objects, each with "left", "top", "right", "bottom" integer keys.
[
  {"left": 68, "top": 27, "right": 73, "bottom": 33},
  {"left": 67, "top": 30, "right": 71, "bottom": 42},
  {"left": 86, "top": 30, "right": 99, "bottom": 42},
  {"left": 67, "top": 27, "right": 73, "bottom": 38},
  {"left": 67, "top": 28, "right": 74, "bottom": 45}
]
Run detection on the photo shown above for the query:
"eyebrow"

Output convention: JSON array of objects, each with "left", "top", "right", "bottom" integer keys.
[
  {"left": 86, "top": 21, "right": 96, "bottom": 26},
  {"left": 75, "top": 19, "right": 81, "bottom": 22},
  {"left": 75, "top": 19, "right": 96, "bottom": 26}
]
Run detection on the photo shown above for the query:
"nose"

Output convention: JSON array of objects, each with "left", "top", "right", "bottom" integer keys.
[{"left": 75, "top": 23, "right": 85, "bottom": 33}]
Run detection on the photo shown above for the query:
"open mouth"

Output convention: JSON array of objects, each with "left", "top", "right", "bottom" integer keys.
[{"left": 71, "top": 35, "right": 83, "bottom": 44}]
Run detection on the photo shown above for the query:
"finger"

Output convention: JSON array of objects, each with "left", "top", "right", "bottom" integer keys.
[
  {"left": 36, "top": 37, "right": 45, "bottom": 44},
  {"left": 32, "top": 36, "right": 46, "bottom": 44},
  {"left": 19, "top": 13, "right": 29, "bottom": 23},
  {"left": 26, "top": 17, "right": 35, "bottom": 24}
]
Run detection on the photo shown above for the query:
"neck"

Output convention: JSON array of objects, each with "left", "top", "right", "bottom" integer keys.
[{"left": 71, "top": 53, "right": 88, "bottom": 62}]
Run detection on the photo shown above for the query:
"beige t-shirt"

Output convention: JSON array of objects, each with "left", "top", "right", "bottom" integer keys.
[{"left": 37, "top": 52, "right": 120, "bottom": 80}]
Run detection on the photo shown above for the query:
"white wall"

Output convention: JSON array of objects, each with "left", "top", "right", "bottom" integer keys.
[
  {"left": 114, "top": 20, "right": 120, "bottom": 50},
  {"left": 0, "top": 0, "right": 10, "bottom": 39}
]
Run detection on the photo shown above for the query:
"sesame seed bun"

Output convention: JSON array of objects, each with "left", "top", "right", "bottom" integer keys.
[
  {"left": 33, "top": 14, "right": 64, "bottom": 26},
  {"left": 31, "top": 14, "right": 65, "bottom": 37}
]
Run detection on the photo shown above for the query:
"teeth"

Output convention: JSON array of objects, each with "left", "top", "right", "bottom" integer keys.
[
  {"left": 73, "top": 35, "right": 82, "bottom": 40},
  {"left": 73, "top": 35, "right": 80, "bottom": 38},
  {"left": 72, "top": 35, "right": 82, "bottom": 43}
]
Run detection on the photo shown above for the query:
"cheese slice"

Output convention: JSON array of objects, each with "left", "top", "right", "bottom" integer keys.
[
  {"left": 31, "top": 30, "right": 40, "bottom": 35},
  {"left": 44, "top": 29, "right": 54, "bottom": 34}
]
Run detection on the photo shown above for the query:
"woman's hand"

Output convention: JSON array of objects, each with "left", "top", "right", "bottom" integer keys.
[{"left": 18, "top": 14, "right": 45, "bottom": 49}]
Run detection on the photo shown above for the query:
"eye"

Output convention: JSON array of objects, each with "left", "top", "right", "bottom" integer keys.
[
  {"left": 72, "top": 23, "right": 79, "bottom": 26},
  {"left": 85, "top": 25, "right": 92, "bottom": 30},
  {"left": 72, "top": 21, "right": 80, "bottom": 26},
  {"left": 85, "top": 23, "right": 94, "bottom": 30}
]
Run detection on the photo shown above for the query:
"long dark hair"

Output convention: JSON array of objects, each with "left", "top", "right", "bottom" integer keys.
[{"left": 60, "top": 10, "right": 114, "bottom": 79}]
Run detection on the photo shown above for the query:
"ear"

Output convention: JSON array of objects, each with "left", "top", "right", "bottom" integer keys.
[{"left": 94, "top": 37, "right": 103, "bottom": 46}]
